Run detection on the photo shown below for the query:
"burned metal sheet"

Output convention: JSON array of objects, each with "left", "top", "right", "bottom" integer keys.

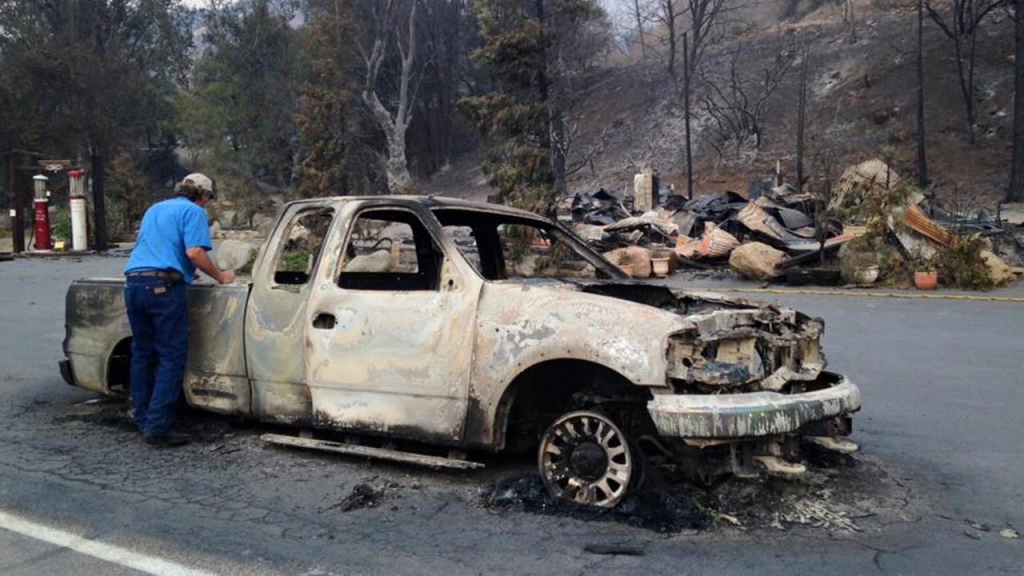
[
  {"left": 262, "top": 433, "right": 485, "bottom": 469},
  {"left": 63, "top": 279, "right": 132, "bottom": 394},
  {"left": 184, "top": 284, "right": 250, "bottom": 415}
]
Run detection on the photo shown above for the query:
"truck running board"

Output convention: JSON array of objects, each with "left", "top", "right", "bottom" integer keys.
[{"left": 261, "top": 433, "right": 485, "bottom": 470}]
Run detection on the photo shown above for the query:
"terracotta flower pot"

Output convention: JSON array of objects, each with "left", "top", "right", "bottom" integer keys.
[
  {"left": 651, "top": 257, "right": 671, "bottom": 278},
  {"left": 914, "top": 270, "right": 938, "bottom": 290},
  {"left": 699, "top": 223, "right": 741, "bottom": 259}
]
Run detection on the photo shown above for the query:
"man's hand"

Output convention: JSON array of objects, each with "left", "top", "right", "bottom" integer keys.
[{"left": 187, "top": 246, "right": 234, "bottom": 284}]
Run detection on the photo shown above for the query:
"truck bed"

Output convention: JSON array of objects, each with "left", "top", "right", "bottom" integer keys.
[{"left": 64, "top": 279, "right": 251, "bottom": 415}]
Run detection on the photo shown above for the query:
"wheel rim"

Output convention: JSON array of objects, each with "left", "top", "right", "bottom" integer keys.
[{"left": 538, "top": 411, "right": 633, "bottom": 508}]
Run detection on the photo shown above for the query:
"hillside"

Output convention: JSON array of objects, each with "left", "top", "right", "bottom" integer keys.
[{"left": 424, "top": 1, "right": 1017, "bottom": 212}]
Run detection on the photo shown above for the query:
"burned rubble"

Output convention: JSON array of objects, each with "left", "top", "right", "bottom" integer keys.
[
  {"left": 562, "top": 161, "right": 1024, "bottom": 288},
  {"left": 485, "top": 445, "right": 919, "bottom": 536}
]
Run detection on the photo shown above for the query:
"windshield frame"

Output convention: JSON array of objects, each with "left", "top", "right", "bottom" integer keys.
[{"left": 430, "top": 207, "right": 629, "bottom": 282}]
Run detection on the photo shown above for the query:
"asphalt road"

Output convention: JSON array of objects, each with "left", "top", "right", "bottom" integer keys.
[{"left": 0, "top": 256, "right": 1021, "bottom": 575}]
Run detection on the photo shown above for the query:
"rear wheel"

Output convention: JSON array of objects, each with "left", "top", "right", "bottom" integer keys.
[{"left": 537, "top": 411, "right": 636, "bottom": 508}]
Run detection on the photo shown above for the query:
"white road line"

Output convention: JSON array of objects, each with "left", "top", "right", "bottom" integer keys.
[{"left": 0, "top": 510, "right": 216, "bottom": 576}]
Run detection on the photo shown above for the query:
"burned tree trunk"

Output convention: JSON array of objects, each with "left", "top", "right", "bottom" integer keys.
[
  {"left": 925, "top": 0, "right": 1003, "bottom": 146},
  {"left": 1011, "top": 0, "right": 1024, "bottom": 202},
  {"left": 917, "top": 0, "right": 929, "bottom": 188},
  {"left": 92, "top": 153, "right": 109, "bottom": 251},
  {"left": 683, "top": 32, "right": 693, "bottom": 199},
  {"left": 954, "top": 35, "right": 976, "bottom": 144},
  {"left": 633, "top": 0, "right": 647, "bottom": 57},
  {"left": 663, "top": 0, "right": 678, "bottom": 77},
  {"left": 796, "top": 42, "right": 809, "bottom": 190},
  {"left": 361, "top": 0, "right": 418, "bottom": 194}
]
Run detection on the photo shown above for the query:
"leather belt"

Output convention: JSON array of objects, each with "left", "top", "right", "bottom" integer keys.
[{"left": 126, "top": 270, "right": 179, "bottom": 278}]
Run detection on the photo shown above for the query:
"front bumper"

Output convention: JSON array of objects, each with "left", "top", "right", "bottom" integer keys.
[{"left": 647, "top": 371, "right": 861, "bottom": 439}]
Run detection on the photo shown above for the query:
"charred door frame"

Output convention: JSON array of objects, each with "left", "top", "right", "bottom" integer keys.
[
  {"left": 244, "top": 199, "right": 339, "bottom": 424},
  {"left": 302, "top": 200, "right": 484, "bottom": 445}
]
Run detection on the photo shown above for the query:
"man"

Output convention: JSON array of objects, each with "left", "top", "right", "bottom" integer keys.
[{"left": 123, "top": 173, "right": 235, "bottom": 447}]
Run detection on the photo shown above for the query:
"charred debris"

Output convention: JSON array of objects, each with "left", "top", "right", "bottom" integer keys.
[{"left": 559, "top": 160, "right": 1024, "bottom": 288}]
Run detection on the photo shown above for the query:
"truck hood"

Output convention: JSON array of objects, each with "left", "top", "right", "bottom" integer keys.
[
  {"left": 503, "top": 278, "right": 826, "bottom": 393},
  {"left": 507, "top": 277, "right": 780, "bottom": 316}
]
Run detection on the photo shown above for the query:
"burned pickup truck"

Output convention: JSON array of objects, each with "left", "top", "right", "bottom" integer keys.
[{"left": 61, "top": 196, "right": 860, "bottom": 507}]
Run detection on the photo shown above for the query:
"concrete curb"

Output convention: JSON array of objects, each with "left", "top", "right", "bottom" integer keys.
[{"left": 713, "top": 287, "right": 1024, "bottom": 303}]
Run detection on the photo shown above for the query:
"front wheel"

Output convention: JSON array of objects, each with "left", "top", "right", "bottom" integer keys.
[{"left": 537, "top": 411, "right": 637, "bottom": 508}]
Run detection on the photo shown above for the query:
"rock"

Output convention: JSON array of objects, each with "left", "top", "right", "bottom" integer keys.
[
  {"left": 838, "top": 238, "right": 902, "bottom": 284},
  {"left": 252, "top": 213, "right": 276, "bottom": 238},
  {"left": 289, "top": 223, "right": 311, "bottom": 243},
  {"left": 343, "top": 250, "right": 393, "bottom": 273},
  {"left": 215, "top": 239, "right": 259, "bottom": 271},
  {"left": 980, "top": 249, "right": 1020, "bottom": 286},
  {"left": 729, "top": 242, "right": 787, "bottom": 280},
  {"left": 218, "top": 209, "right": 239, "bottom": 229},
  {"left": 220, "top": 229, "right": 258, "bottom": 241},
  {"left": 603, "top": 246, "right": 653, "bottom": 278}
]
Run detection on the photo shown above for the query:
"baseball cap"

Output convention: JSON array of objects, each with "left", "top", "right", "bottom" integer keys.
[{"left": 182, "top": 173, "right": 216, "bottom": 199}]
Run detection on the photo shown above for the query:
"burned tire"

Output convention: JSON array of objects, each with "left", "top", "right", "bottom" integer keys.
[{"left": 538, "top": 411, "right": 636, "bottom": 508}]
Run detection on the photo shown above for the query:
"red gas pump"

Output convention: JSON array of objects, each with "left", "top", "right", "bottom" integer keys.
[{"left": 32, "top": 175, "right": 52, "bottom": 251}]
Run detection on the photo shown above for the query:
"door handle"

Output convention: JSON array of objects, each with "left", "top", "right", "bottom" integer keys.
[{"left": 312, "top": 313, "right": 336, "bottom": 330}]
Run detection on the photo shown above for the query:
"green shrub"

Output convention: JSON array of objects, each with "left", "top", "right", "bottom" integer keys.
[
  {"left": 934, "top": 236, "right": 994, "bottom": 290},
  {"left": 51, "top": 209, "right": 72, "bottom": 241}
]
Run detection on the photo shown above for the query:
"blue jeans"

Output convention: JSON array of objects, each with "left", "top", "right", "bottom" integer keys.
[{"left": 124, "top": 276, "right": 188, "bottom": 436}]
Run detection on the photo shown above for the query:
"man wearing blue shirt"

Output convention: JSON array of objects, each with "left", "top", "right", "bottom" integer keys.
[{"left": 124, "top": 173, "right": 236, "bottom": 446}]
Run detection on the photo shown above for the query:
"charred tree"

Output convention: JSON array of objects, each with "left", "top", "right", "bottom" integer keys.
[
  {"left": 656, "top": 0, "right": 681, "bottom": 77},
  {"left": 91, "top": 153, "right": 108, "bottom": 250},
  {"left": 633, "top": 0, "right": 648, "bottom": 57},
  {"left": 361, "top": 0, "right": 419, "bottom": 193},
  {"left": 796, "top": 42, "right": 810, "bottom": 190},
  {"left": 684, "top": 0, "right": 727, "bottom": 77},
  {"left": 683, "top": 32, "right": 693, "bottom": 199},
  {"left": 917, "top": 0, "right": 930, "bottom": 189},
  {"left": 1010, "top": 0, "right": 1024, "bottom": 202},
  {"left": 925, "top": 0, "right": 1004, "bottom": 144},
  {"left": 699, "top": 37, "right": 796, "bottom": 157}
]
